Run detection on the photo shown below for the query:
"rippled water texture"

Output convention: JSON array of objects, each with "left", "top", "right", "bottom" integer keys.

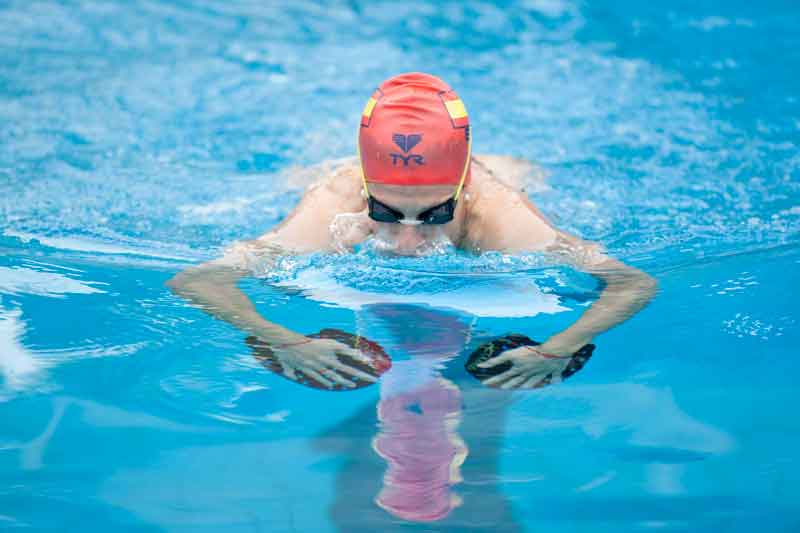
[{"left": 1, "top": 1, "right": 799, "bottom": 532}]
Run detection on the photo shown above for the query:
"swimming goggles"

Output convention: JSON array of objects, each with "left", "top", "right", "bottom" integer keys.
[{"left": 366, "top": 194, "right": 458, "bottom": 225}]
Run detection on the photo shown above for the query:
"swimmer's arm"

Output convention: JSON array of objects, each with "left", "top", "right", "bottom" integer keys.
[
  {"left": 478, "top": 191, "right": 657, "bottom": 354},
  {"left": 538, "top": 245, "right": 658, "bottom": 355},
  {"left": 166, "top": 255, "right": 307, "bottom": 346},
  {"left": 165, "top": 181, "right": 343, "bottom": 340},
  {"left": 166, "top": 167, "right": 365, "bottom": 342},
  {"left": 168, "top": 250, "right": 378, "bottom": 387}
]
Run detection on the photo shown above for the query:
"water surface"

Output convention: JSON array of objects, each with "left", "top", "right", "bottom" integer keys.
[{"left": 1, "top": 1, "right": 799, "bottom": 531}]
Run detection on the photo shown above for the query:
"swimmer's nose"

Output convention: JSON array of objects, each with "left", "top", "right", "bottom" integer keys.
[{"left": 393, "top": 225, "right": 425, "bottom": 254}]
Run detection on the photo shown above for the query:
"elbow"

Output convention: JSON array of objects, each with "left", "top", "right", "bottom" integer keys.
[
  {"left": 600, "top": 266, "right": 658, "bottom": 299},
  {"left": 166, "top": 270, "right": 196, "bottom": 297},
  {"left": 632, "top": 271, "right": 658, "bottom": 300},
  {"left": 166, "top": 264, "right": 240, "bottom": 299},
  {"left": 165, "top": 274, "right": 179, "bottom": 292},
  {"left": 635, "top": 270, "right": 657, "bottom": 289}
]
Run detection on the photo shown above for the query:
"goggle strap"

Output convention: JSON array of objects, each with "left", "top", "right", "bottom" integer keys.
[
  {"left": 453, "top": 131, "right": 472, "bottom": 201},
  {"left": 356, "top": 134, "right": 370, "bottom": 197}
]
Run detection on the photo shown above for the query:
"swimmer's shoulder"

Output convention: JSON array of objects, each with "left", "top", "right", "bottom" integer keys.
[
  {"left": 471, "top": 154, "right": 548, "bottom": 192},
  {"left": 227, "top": 158, "right": 365, "bottom": 257},
  {"left": 304, "top": 157, "right": 365, "bottom": 212},
  {"left": 464, "top": 158, "right": 557, "bottom": 252}
]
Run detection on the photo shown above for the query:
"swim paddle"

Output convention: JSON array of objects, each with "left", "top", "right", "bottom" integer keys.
[
  {"left": 465, "top": 333, "right": 594, "bottom": 387},
  {"left": 246, "top": 328, "right": 391, "bottom": 391}
]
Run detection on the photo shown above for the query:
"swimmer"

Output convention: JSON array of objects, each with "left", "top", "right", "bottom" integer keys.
[{"left": 167, "top": 72, "right": 657, "bottom": 390}]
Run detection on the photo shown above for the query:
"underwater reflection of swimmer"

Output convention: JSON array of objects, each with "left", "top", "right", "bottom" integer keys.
[
  {"left": 372, "top": 378, "right": 467, "bottom": 522},
  {"left": 314, "top": 389, "right": 521, "bottom": 532},
  {"left": 312, "top": 304, "right": 524, "bottom": 531}
]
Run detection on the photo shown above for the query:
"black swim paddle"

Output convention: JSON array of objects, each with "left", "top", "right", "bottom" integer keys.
[
  {"left": 465, "top": 333, "right": 594, "bottom": 387},
  {"left": 246, "top": 328, "right": 392, "bottom": 391}
]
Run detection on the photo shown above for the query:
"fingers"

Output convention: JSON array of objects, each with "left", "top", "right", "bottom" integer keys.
[
  {"left": 307, "top": 351, "right": 377, "bottom": 387},
  {"left": 283, "top": 365, "right": 298, "bottom": 381},
  {"left": 316, "top": 341, "right": 376, "bottom": 368},
  {"left": 339, "top": 346, "right": 374, "bottom": 366},
  {"left": 301, "top": 367, "right": 337, "bottom": 389},
  {"left": 303, "top": 366, "right": 359, "bottom": 389},
  {"left": 476, "top": 351, "right": 517, "bottom": 368},
  {"left": 499, "top": 374, "right": 529, "bottom": 389},
  {"left": 300, "top": 357, "right": 361, "bottom": 388},
  {"left": 521, "top": 373, "right": 549, "bottom": 388},
  {"left": 521, "top": 374, "right": 540, "bottom": 388},
  {"left": 319, "top": 368, "right": 357, "bottom": 389},
  {"left": 314, "top": 352, "right": 378, "bottom": 383},
  {"left": 328, "top": 357, "right": 378, "bottom": 383},
  {"left": 482, "top": 368, "right": 519, "bottom": 387},
  {"left": 279, "top": 355, "right": 358, "bottom": 389}
]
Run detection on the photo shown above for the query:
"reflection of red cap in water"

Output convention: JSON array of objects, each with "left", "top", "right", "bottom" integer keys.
[
  {"left": 372, "top": 379, "right": 466, "bottom": 522},
  {"left": 358, "top": 72, "right": 471, "bottom": 187}
]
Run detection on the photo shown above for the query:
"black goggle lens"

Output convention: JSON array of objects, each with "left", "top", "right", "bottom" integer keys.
[
  {"left": 418, "top": 199, "right": 456, "bottom": 225},
  {"left": 367, "top": 197, "right": 405, "bottom": 223},
  {"left": 367, "top": 196, "right": 456, "bottom": 225}
]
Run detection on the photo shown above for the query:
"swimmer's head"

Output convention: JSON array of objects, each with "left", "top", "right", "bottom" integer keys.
[
  {"left": 357, "top": 73, "right": 471, "bottom": 254},
  {"left": 358, "top": 72, "right": 471, "bottom": 189}
]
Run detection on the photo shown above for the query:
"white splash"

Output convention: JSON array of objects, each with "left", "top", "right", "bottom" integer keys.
[
  {"left": 279, "top": 266, "right": 569, "bottom": 318},
  {"left": 0, "top": 265, "right": 105, "bottom": 298},
  {"left": 0, "top": 306, "right": 146, "bottom": 399},
  {"left": 4, "top": 230, "right": 197, "bottom": 262},
  {"left": 0, "top": 309, "right": 44, "bottom": 392}
]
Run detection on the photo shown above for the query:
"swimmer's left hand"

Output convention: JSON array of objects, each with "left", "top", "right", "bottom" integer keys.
[{"left": 477, "top": 345, "right": 573, "bottom": 389}]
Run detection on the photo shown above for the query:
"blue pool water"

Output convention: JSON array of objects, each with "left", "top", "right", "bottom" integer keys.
[{"left": 1, "top": 1, "right": 799, "bottom": 531}]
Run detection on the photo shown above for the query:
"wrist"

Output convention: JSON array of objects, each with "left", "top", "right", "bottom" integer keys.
[
  {"left": 538, "top": 335, "right": 590, "bottom": 356},
  {"left": 523, "top": 345, "right": 571, "bottom": 359},
  {"left": 251, "top": 324, "right": 308, "bottom": 347},
  {"left": 272, "top": 338, "right": 312, "bottom": 350}
]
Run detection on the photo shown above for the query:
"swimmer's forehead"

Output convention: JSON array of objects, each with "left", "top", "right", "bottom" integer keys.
[{"left": 366, "top": 182, "right": 455, "bottom": 205}]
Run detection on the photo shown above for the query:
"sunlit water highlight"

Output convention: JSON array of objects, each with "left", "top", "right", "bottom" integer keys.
[{"left": 1, "top": 1, "right": 799, "bottom": 531}]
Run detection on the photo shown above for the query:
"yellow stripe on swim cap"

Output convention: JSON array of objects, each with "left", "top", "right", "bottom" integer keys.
[
  {"left": 362, "top": 97, "right": 377, "bottom": 119},
  {"left": 359, "top": 90, "right": 382, "bottom": 192},
  {"left": 444, "top": 98, "right": 468, "bottom": 120}
]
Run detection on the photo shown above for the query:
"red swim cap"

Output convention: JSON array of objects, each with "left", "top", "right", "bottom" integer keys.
[{"left": 358, "top": 72, "right": 471, "bottom": 188}]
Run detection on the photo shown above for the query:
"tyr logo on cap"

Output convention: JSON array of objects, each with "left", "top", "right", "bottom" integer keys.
[
  {"left": 393, "top": 133, "right": 422, "bottom": 153},
  {"left": 390, "top": 133, "right": 425, "bottom": 167}
]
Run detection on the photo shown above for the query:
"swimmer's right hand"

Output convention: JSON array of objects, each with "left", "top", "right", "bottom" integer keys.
[{"left": 256, "top": 336, "right": 379, "bottom": 389}]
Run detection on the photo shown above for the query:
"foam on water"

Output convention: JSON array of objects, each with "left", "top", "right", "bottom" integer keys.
[
  {"left": 0, "top": 309, "right": 44, "bottom": 392},
  {"left": 0, "top": 265, "right": 106, "bottom": 298}
]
